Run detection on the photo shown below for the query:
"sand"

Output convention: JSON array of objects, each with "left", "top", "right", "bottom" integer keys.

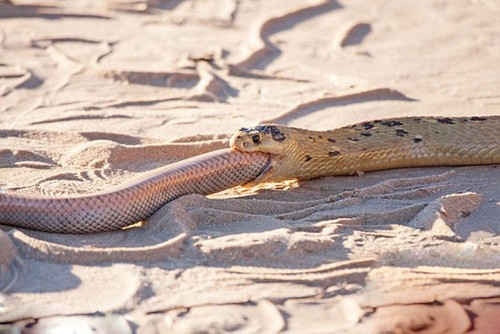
[{"left": 0, "top": 0, "right": 499, "bottom": 333}]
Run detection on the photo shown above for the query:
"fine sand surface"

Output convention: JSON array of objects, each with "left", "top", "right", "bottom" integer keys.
[{"left": 1, "top": 0, "right": 499, "bottom": 332}]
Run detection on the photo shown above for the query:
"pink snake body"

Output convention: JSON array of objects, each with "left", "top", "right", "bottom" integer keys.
[{"left": 0, "top": 149, "right": 270, "bottom": 233}]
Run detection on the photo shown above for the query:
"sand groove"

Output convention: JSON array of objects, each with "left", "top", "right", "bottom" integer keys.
[
  {"left": 235, "top": 0, "right": 340, "bottom": 70},
  {"left": 261, "top": 88, "right": 417, "bottom": 124}
]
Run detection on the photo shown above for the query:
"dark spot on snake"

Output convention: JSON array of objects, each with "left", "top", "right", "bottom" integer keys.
[
  {"left": 413, "top": 118, "right": 422, "bottom": 122},
  {"left": 373, "top": 120, "right": 382, "bottom": 123},
  {"left": 305, "top": 155, "right": 312, "bottom": 162},
  {"left": 348, "top": 137, "right": 359, "bottom": 142},
  {"left": 471, "top": 116, "right": 487, "bottom": 121},
  {"left": 437, "top": 117, "right": 454, "bottom": 124},
  {"left": 327, "top": 138, "right": 336, "bottom": 143},
  {"left": 328, "top": 151, "right": 341, "bottom": 157},
  {"left": 308, "top": 136, "right": 315, "bottom": 142},
  {"left": 413, "top": 138, "right": 422, "bottom": 143},
  {"left": 361, "top": 132, "right": 372, "bottom": 137},
  {"left": 318, "top": 135, "right": 323, "bottom": 139},
  {"left": 462, "top": 118, "right": 469, "bottom": 122},
  {"left": 255, "top": 125, "right": 286, "bottom": 142},
  {"left": 395, "top": 129, "right": 409, "bottom": 137},
  {"left": 380, "top": 120, "right": 403, "bottom": 127},
  {"left": 362, "top": 122, "right": 375, "bottom": 130}
]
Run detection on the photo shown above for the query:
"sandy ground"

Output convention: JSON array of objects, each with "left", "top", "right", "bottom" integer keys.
[{"left": 0, "top": 0, "right": 499, "bottom": 333}]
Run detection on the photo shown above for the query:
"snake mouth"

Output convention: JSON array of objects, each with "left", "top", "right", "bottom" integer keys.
[
  {"left": 262, "top": 152, "right": 273, "bottom": 173},
  {"left": 246, "top": 151, "right": 274, "bottom": 185}
]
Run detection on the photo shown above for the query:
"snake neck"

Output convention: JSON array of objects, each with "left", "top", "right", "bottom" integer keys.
[{"left": 259, "top": 126, "right": 343, "bottom": 182}]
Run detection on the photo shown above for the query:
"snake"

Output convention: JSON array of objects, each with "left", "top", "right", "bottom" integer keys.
[
  {"left": 230, "top": 116, "right": 500, "bottom": 183},
  {"left": 0, "top": 116, "right": 499, "bottom": 234},
  {"left": 0, "top": 149, "right": 269, "bottom": 233}
]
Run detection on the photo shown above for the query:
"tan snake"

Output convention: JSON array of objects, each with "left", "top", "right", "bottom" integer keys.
[
  {"left": 230, "top": 116, "right": 500, "bottom": 183},
  {"left": 1, "top": 116, "right": 499, "bottom": 234}
]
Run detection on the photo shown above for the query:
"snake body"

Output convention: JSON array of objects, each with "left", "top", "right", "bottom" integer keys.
[
  {"left": 230, "top": 116, "right": 500, "bottom": 183},
  {"left": 1, "top": 116, "right": 499, "bottom": 234},
  {"left": 0, "top": 149, "right": 269, "bottom": 233}
]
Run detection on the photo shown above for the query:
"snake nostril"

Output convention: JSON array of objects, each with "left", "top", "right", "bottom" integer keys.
[{"left": 243, "top": 142, "right": 249, "bottom": 148}]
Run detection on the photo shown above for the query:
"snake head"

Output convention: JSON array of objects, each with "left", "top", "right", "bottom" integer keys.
[{"left": 230, "top": 125, "right": 287, "bottom": 154}]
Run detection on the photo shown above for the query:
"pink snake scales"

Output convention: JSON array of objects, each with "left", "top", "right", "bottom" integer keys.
[{"left": 0, "top": 149, "right": 270, "bottom": 233}]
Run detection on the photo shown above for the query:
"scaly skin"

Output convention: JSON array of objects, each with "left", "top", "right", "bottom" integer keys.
[
  {"left": 230, "top": 116, "right": 500, "bottom": 183},
  {"left": 0, "top": 149, "right": 270, "bottom": 233}
]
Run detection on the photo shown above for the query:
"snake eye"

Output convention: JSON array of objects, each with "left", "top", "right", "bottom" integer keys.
[{"left": 251, "top": 134, "right": 260, "bottom": 144}]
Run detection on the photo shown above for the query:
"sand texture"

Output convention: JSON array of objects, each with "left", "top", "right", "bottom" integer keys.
[{"left": 0, "top": 0, "right": 499, "bottom": 333}]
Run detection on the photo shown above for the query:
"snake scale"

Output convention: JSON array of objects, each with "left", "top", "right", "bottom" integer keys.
[
  {"left": 0, "top": 150, "right": 269, "bottom": 233},
  {"left": 1, "top": 116, "right": 499, "bottom": 233}
]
